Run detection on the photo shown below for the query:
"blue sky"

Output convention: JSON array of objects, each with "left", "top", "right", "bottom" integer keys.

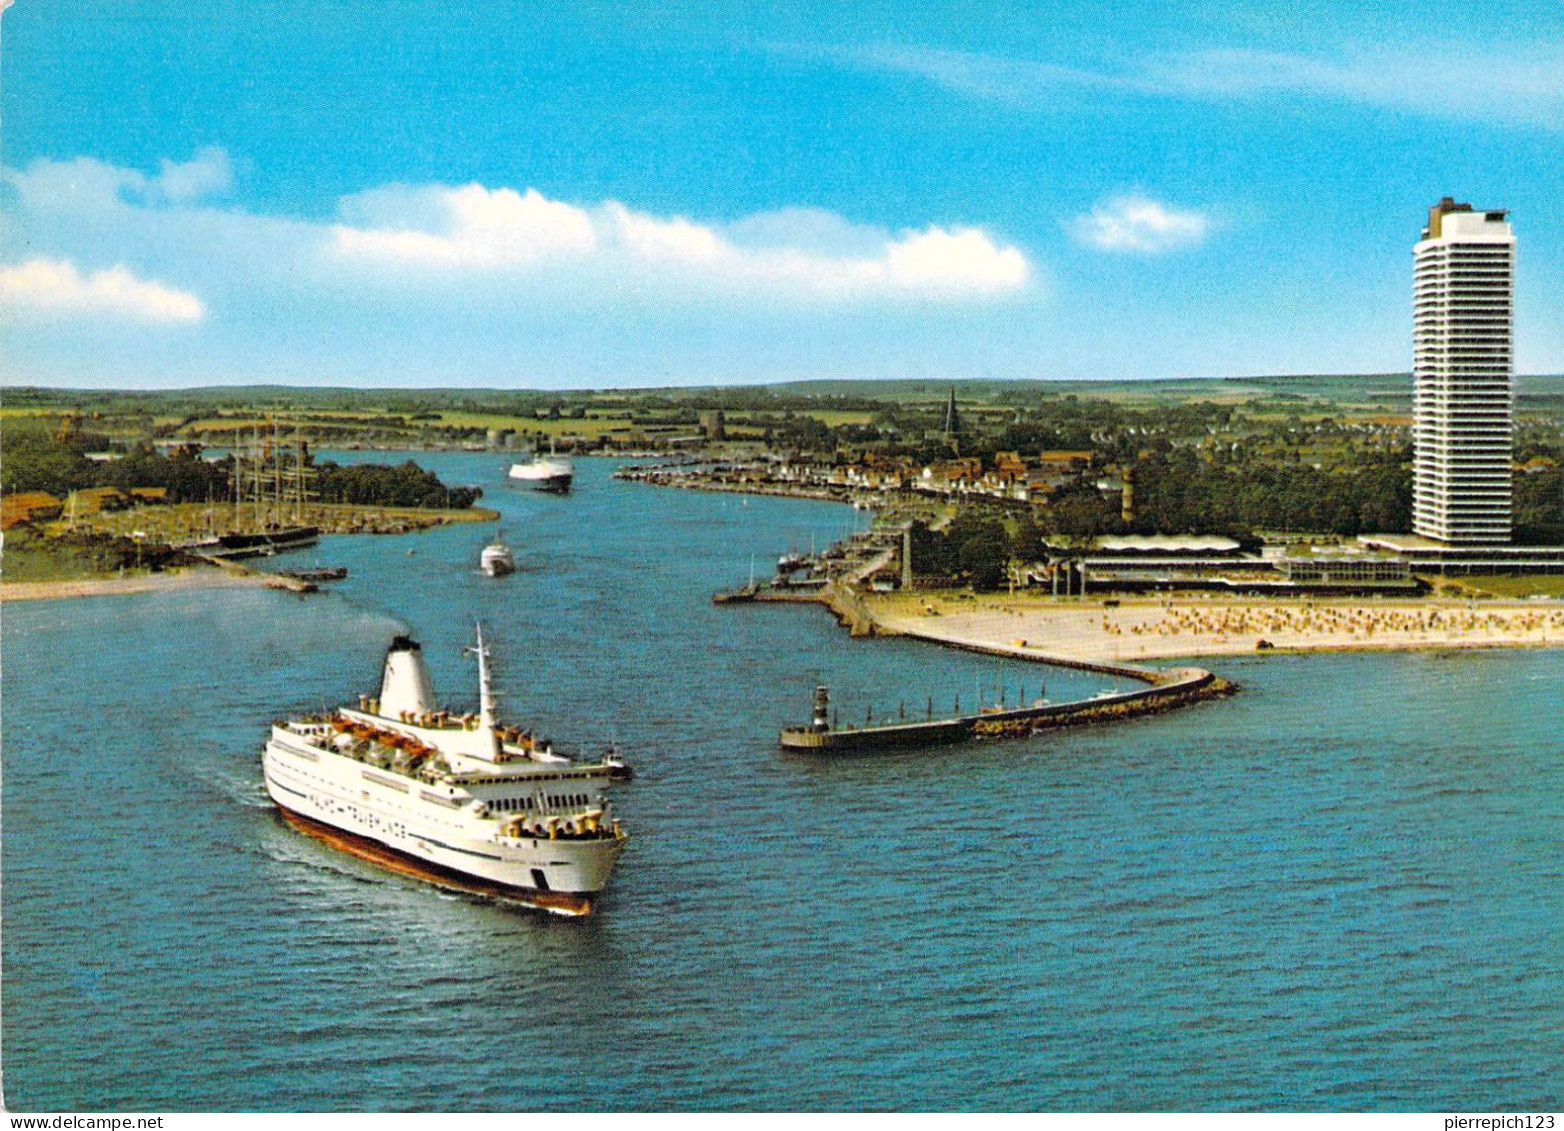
[{"left": 2, "top": 0, "right": 1561, "bottom": 388}]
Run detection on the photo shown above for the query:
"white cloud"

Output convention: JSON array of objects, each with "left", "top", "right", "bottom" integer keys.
[
  {"left": 5, "top": 153, "right": 1031, "bottom": 317},
  {"left": 2, "top": 148, "right": 233, "bottom": 212},
  {"left": 330, "top": 182, "right": 1029, "bottom": 300},
  {"left": 0, "top": 257, "right": 205, "bottom": 322},
  {"left": 827, "top": 42, "right": 1564, "bottom": 130},
  {"left": 333, "top": 184, "right": 596, "bottom": 266},
  {"left": 885, "top": 225, "right": 1029, "bottom": 292},
  {"left": 604, "top": 202, "right": 722, "bottom": 264},
  {"left": 147, "top": 147, "right": 233, "bottom": 204},
  {"left": 0, "top": 151, "right": 1041, "bottom": 386},
  {"left": 1070, "top": 195, "right": 1209, "bottom": 254},
  {"left": 1148, "top": 47, "right": 1564, "bottom": 127}
]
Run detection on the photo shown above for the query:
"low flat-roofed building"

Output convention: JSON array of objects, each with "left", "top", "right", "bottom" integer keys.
[
  {"left": 1093, "top": 534, "right": 1243, "bottom": 555},
  {"left": 1076, "top": 537, "right": 1420, "bottom": 593},
  {"left": 1359, "top": 533, "right": 1564, "bottom": 575},
  {"left": 1037, "top": 450, "right": 1094, "bottom": 471},
  {"left": 1280, "top": 549, "right": 1415, "bottom": 588},
  {"left": 1081, "top": 556, "right": 1276, "bottom": 590}
]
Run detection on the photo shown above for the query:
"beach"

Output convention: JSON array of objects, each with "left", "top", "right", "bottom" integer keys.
[
  {"left": 0, "top": 562, "right": 308, "bottom": 603},
  {"left": 865, "top": 591, "right": 1564, "bottom": 664}
]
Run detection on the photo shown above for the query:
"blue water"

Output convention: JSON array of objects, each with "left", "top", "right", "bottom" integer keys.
[{"left": 4, "top": 455, "right": 1562, "bottom": 1111}]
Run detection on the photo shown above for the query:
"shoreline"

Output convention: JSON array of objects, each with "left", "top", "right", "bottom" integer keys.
[
  {"left": 4, "top": 504, "right": 499, "bottom": 602},
  {"left": 0, "top": 562, "right": 312, "bottom": 603},
  {"left": 73, "top": 502, "right": 498, "bottom": 543},
  {"left": 620, "top": 475, "right": 1564, "bottom": 668},
  {"left": 615, "top": 469, "right": 847, "bottom": 503}
]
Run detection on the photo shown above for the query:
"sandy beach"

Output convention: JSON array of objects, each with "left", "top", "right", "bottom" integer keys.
[
  {"left": 866, "top": 591, "right": 1564, "bottom": 664},
  {"left": 0, "top": 563, "right": 307, "bottom": 603}
]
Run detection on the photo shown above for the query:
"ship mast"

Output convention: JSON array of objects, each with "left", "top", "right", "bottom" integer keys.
[{"left": 465, "top": 622, "right": 498, "bottom": 733}]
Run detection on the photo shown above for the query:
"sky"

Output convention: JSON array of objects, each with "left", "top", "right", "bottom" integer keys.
[{"left": 2, "top": 0, "right": 1562, "bottom": 389}]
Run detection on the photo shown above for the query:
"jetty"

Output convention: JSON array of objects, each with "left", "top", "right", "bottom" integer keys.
[
  {"left": 778, "top": 664, "right": 1222, "bottom": 752},
  {"left": 278, "top": 566, "right": 349, "bottom": 584}
]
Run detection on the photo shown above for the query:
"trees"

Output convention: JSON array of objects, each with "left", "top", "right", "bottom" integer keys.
[
  {"left": 98, "top": 446, "right": 229, "bottom": 503},
  {"left": 906, "top": 520, "right": 954, "bottom": 580},
  {"left": 1124, "top": 448, "right": 1412, "bottom": 537},
  {"left": 312, "top": 460, "right": 481, "bottom": 508},
  {"left": 907, "top": 514, "right": 1009, "bottom": 589},
  {"left": 1, "top": 433, "right": 95, "bottom": 496},
  {"left": 1515, "top": 466, "right": 1564, "bottom": 542},
  {"left": 1040, "top": 481, "right": 1120, "bottom": 539},
  {"left": 950, "top": 514, "right": 1009, "bottom": 590},
  {"left": 1009, "top": 514, "right": 1044, "bottom": 563}
]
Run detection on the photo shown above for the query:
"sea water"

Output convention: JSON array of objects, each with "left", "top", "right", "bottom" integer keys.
[{"left": 3, "top": 455, "right": 1561, "bottom": 1111}]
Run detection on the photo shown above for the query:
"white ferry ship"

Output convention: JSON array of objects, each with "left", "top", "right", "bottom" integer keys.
[
  {"left": 262, "top": 627, "right": 628, "bottom": 915},
  {"left": 508, "top": 452, "right": 573, "bottom": 493}
]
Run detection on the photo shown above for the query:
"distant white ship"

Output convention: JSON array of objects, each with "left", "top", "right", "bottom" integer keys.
[
  {"left": 508, "top": 452, "right": 573, "bottom": 493},
  {"left": 261, "top": 626, "right": 630, "bottom": 916},
  {"left": 480, "top": 537, "right": 515, "bottom": 577}
]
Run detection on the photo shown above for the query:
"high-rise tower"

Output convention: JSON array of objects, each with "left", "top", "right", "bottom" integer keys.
[
  {"left": 942, "top": 387, "right": 961, "bottom": 437},
  {"left": 1412, "top": 198, "right": 1515, "bottom": 545}
]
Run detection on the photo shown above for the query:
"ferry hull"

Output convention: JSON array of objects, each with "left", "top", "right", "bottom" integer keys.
[
  {"left": 512, "top": 472, "right": 572, "bottom": 493},
  {"left": 277, "top": 806, "right": 595, "bottom": 916},
  {"left": 508, "top": 458, "right": 574, "bottom": 494},
  {"left": 263, "top": 740, "right": 624, "bottom": 910}
]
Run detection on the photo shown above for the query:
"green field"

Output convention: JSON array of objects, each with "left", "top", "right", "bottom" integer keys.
[
  {"left": 428, "top": 411, "right": 639, "bottom": 437},
  {"left": 1455, "top": 574, "right": 1564, "bottom": 599},
  {"left": 0, "top": 528, "right": 127, "bottom": 582}
]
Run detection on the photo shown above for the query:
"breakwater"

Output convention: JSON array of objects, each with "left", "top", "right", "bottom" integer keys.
[
  {"left": 744, "top": 580, "right": 1231, "bottom": 751},
  {"left": 778, "top": 656, "right": 1223, "bottom": 751}
]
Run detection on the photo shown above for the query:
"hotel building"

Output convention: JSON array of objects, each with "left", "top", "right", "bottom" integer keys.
[{"left": 1411, "top": 198, "right": 1515, "bottom": 544}]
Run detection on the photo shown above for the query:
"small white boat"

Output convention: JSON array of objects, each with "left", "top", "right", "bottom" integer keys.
[{"left": 481, "top": 538, "right": 515, "bottom": 577}]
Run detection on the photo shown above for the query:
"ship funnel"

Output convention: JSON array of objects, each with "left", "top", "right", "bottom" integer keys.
[{"left": 379, "top": 634, "right": 437, "bottom": 718}]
